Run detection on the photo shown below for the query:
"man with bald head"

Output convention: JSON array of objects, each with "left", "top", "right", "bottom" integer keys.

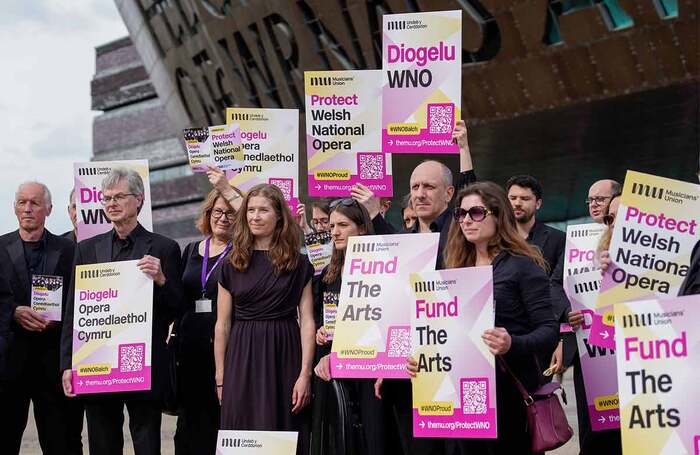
[
  {"left": 0, "top": 182, "right": 83, "bottom": 454},
  {"left": 587, "top": 179, "right": 621, "bottom": 223}
]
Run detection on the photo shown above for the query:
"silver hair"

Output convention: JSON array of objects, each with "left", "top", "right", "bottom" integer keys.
[
  {"left": 16, "top": 181, "right": 52, "bottom": 207},
  {"left": 101, "top": 167, "right": 145, "bottom": 196},
  {"left": 420, "top": 159, "right": 454, "bottom": 187}
]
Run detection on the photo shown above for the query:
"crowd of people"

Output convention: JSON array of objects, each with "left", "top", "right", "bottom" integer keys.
[{"left": 0, "top": 120, "right": 697, "bottom": 455}]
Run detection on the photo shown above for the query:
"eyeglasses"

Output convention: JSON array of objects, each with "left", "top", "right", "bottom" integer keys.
[
  {"left": 585, "top": 196, "right": 611, "bottom": 206},
  {"left": 211, "top": 209, "right": 236, "bottom": 220},
  {"left": 603, "top": 213, "right": 615, "bottom": 226},
  {"left": 101, "top": 193, "right": 136, "bottom": 205},
  {"left": 329, "top": 198, "right": 358, "bottom": 209},
  {"left": 453, "top": 206, "right": 493, "bottom": 223},
  {"left": 311, "top": 217, "right": 330, "bottom": 228}
]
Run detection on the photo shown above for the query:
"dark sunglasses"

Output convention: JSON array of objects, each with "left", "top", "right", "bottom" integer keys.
[
  {"left": 329, "top": 198, "right": 358, "bottom": 209},
  {"left": 453, "top": 206, "right": 493, "bottom": 223},
  {"left": 603, "top": 213, "right": 615, "bottom": 226}
]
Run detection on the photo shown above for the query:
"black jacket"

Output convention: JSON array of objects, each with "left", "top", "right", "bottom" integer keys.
[
  {"left": 60, "top": 224, "right": 183, "bottom": 400},
  {"left": 527, "top": 221, "right": 568, "bottom": 321},
  {"left": 0, "top": 229, "right": 75, "bottom": 383},
  {"left": 679, "top": 240, "right": 700, "bottom": 296},
  {"left": 0, "top": 249, "right": 13, "bottom": 377}
]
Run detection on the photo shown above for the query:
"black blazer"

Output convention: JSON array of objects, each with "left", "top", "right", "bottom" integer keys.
[
  {"left": 60, "top": 224, "right": 183, "bottom": 401},
  {"left": 679, "top": 240, "right": 700, "bottom": 296},
  {"left": 0, "top": 249, "right": 13, "bottom": 378},
  {"left": 528, "top": 221, "right": 568, "bottom": 321},
  {"left": 0, "top": 230, "right": 75, "bottom": 383}
]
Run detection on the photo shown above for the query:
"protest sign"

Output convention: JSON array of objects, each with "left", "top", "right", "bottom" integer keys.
[
  {"left": 565, "top": 271, "right": 620, "bottom": 431},
  {"left": 74, "top": 160, "right": 153, "bottom": 241},
  {"left": 565, "top": 223, "right": 606, "bottom": 277},
  {"left": 183, "top": 123, "right": 243, "bottom": 172},
  {"left": 330, "top": 233, "right": 440, "bottom": 379},
  {"left": 31, "top": 275, "right": 63, "bottom": 321},
  {"left": 382, "top": 10, "right": 462, "bottom": 154},
  {"left": 305, "top": 70, "right": 391, "bottom": 197},
  {"left": 71, "top": 260, "right": 153, "bottom": 394},
  {"left": 410, "top": 267, "right": 496, "bottom": 438},
  {"left": 216, "top": 430, "right": 298, "bottom": 455},
  {"left": 615, "top": 295, "right": 700, "bottom": 454},
  {"left": 225, "top": 108, "right": 299, "bottom": 211},
  {"left": 304, "top": 231, "right": 333, "bottom": 277}
]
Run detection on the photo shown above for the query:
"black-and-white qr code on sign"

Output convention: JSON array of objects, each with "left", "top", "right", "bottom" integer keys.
[
  {"left": 269, "top": 178, "right": 293, "bottom": 201},
  {"left": 428, "top": 103, "right": 454, "bottom": 134},
  {"left": 387, "top": 326, "right": 411, "bottom": 357},
  {"left": 461, "top": 378, "right": 488, "bottom": 414},
  {"left": 119, "top": 343, "right": 145, "bottom": 373},
  {"left": 358, "top": 153, "right": 384, "bottom": 180}
]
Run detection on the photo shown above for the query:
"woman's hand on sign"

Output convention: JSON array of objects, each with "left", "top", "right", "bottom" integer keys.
[
  {"left": 62, "top": 370, "right": 76, "bottom": 398},
  {"left": 546, "top": 341, "right": 565, "bottom": 376},
  {"left": 296, "top": 203, "right": 313, "bottom": 235},
  {"left": 598, "top": 250, "right": 611, "bottom": 275},
  {"left": 291, "top": 373, "right": 312, "bottom": 414},
  {"left": 314, "top": 355, "right": 332, "bottom": 382},
  {"left": 406, "top": 355, "right": 419, "bottom": 378},
  {"left": 316, "top": 326, "right": 329, "bottom": 346},
  {"left": 351, "top": 183, "right": 381, "bottom": 219},
  {"left": 568, "top": 310, "right": 584, "bottom": 331},
  {"left": 482, "top": 327, "right": 512, "bottom": 355},
  {"left": 206, "top": 165, "right": 228, "bottom": 192}
]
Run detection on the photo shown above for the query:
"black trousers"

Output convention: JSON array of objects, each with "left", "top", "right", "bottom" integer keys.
[
  {"left": 85, "top": 399, "right": 162, "bottom": 455},
  {"left": 0, "top": 368, "right": 84, "bottom": 454}
]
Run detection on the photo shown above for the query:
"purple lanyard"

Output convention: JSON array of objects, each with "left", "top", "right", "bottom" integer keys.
[{"left": 201, "top": 237, "right": 232, "bottom": 294}]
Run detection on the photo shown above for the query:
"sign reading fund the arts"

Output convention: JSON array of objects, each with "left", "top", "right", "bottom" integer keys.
[
  {"left": 565, "top": 271, "right": 620, "bottom": 431},
  {"left": 183, "top": 123, "right": 243, "bottom": 172},
  {"left": 598, "top": 171, "right": 699, "bottom": 307},
  {"left": 615, "top": 296, "right": 700, "bottom": 455},
  {"left": 216, "top": 430, "right": 298, "bottom": 455},
  {"left": 565, "top": 223, "right": 606, "bottom": 277},
  {"left": 305, "top": 70, "right": 392, "bottom": 197},
  {"left": 410, "top": 267, "right": 496, "bottom": 439},
  {"left": 74, "top": 160, "right": 153, "bottom": 242},
  {"left": 382, "top": 10, "right": 462, "bottom": 154},
  {"left": 225, "top": 108, "right": 299, "bottom": 211},
  {"left": 71, "top": 260, "right": 153, "bottom": 394},
  {"left": 330, "top": 233, "right": 440, "bottom": 378}
]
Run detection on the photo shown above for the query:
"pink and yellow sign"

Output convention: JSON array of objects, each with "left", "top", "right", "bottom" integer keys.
[
  {"left": 225, "top": 108, "right": 300, "bottom": 211},
  {"left": 71, "top": 260, "right": 153, "bottom": 394},
  {"left": 382, "top": 10, "right": 462, "bottom": 154},
  {"left": 183, "top": 123, "right": 243, "bottom": 172},
  {"left": 74, "top": 160, "right": 153, "bottom": 242},
  {"left": 615, "top": 295, "right": 700, "bottom": 455},
  {"left": 565, "top": 223, "right": 606, "bottom": 277},
  {"left": 330, "top": 233, "right": 440, "bottom": 378},
  {"left": 410, "top": 267, "right": 496, "bottom": 439},
  {"left": 305, "top": 70, "right": 392, "bottom": 197}
]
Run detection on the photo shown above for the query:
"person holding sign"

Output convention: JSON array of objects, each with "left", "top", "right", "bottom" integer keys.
[
  {"left": 312, "top": 199, "right": 392, "bottom": 454},
  {"left": 215, "top": 184, "right": 315, "bottom": 455},
  {"left": 60, "top": 168, "right": 184, "bottom": 455},
  {"left": 173, "top": 188, "right": 241, "bottom": 455},
  {"left": 408, "top": 182, "right": 559, "bottom": 454},
  {"left": 0, "top": 181, "right": 83, "bottom": 455}
]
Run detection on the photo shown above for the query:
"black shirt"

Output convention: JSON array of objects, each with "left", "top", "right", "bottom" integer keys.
[
  {"left": 22, "top": 230, "right": 48, "bottom": 282},
  {"left": 111, "top": 227, "right": 138, "bottom": 261}
]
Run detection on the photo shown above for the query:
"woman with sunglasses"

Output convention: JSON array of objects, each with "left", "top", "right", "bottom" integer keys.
[
  {"left": 173, "top": 187, "right": 241, "bottom": 454},
  {"left": 311, "top": 198, "right": 393, "bottom": 454},
  {"left": 408, "top": 182, "right": 558, "bottom": 454},
  {"left": 215, "top": 184, "right": 315, "bottom": 455}
]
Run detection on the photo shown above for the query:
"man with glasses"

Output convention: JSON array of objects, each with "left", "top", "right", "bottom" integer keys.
[
  {"left": 586, "top": 179, "right": 621, "bottom": 223},
  {"left": 60, "top": 168, "right": 184, "bottom": 455},
  {"left": 0, "top": 181, "right": 83, "bottom": 454}
]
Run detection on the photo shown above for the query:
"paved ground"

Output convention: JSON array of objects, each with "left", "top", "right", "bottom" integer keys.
[{"left": 22, "top": 375, "right": 580, "bottom": 454}]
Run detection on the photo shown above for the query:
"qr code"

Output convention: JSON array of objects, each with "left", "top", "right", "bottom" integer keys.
[
  {"left": 118, "top": 343, "right": 145, "bottom": 373},
  {"left": 269, "top": 178, "right": 293, "bottom": 201},
  {"left": 428, "top": 103, "right": 454, "bottom": 134},
  {"left": 358, "top": 153, "right": 384, "bottom": 180},
  {"left": 461, "top": 378, "right": 488, "bottom": 414},
  {"left": 387, "top": 327, "right": 411, "bottom": 357}
]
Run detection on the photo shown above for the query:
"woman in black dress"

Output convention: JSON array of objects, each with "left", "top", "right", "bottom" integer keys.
[
  {"left": 214, "top": 183, "right": 315, "bottom": 453},
  {"left": 174, "top": 187, "right": 241, "bottom": 454},
  {"left": 408, "top": 181, "right": 559, "bottom": 454}
]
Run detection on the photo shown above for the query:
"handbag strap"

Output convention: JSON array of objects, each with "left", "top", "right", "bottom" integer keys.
[{"left": 497, "top": 356, "right": 533, "bottom": 405}]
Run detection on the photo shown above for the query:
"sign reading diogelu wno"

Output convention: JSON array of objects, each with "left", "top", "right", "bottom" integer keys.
[
  {"left": 410, "top": 267, "right": 496, "bottom": 439},
  {"left": 71, "top": 260, "right": 153, "bottom": 394}
]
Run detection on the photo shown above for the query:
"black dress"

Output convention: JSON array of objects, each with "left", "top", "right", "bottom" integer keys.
[{"left": 218, "top": 251, "right": 313, "bottom": 448}]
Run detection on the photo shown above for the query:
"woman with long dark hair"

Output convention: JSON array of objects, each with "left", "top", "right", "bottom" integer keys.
[
  {"left": 214, "top": 184, "right": 315, "bottom": 454},
  {"left": 408, "top": 181, "right": 559, "bottom": 454}
]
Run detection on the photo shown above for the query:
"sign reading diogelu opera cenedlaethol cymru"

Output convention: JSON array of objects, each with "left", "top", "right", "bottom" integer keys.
[
  {"left": 589, "top": 171, "right": 699, "bottom": 350},
  {"left": 183, "top": 122, "right": 243, "bottom": 172},
  {"left": 305, "top": 70, "right": 392, "bottom": 197},
  {"left": 382, "top": 10, "right": 461, "bottom": 154},
  {"left": 614, "top": 295, "right": 700, "bottom": 455}
]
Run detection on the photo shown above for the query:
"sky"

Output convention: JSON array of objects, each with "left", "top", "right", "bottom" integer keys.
[{"left": 0, "top": 0, "right": 128, "bottom": 235}]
